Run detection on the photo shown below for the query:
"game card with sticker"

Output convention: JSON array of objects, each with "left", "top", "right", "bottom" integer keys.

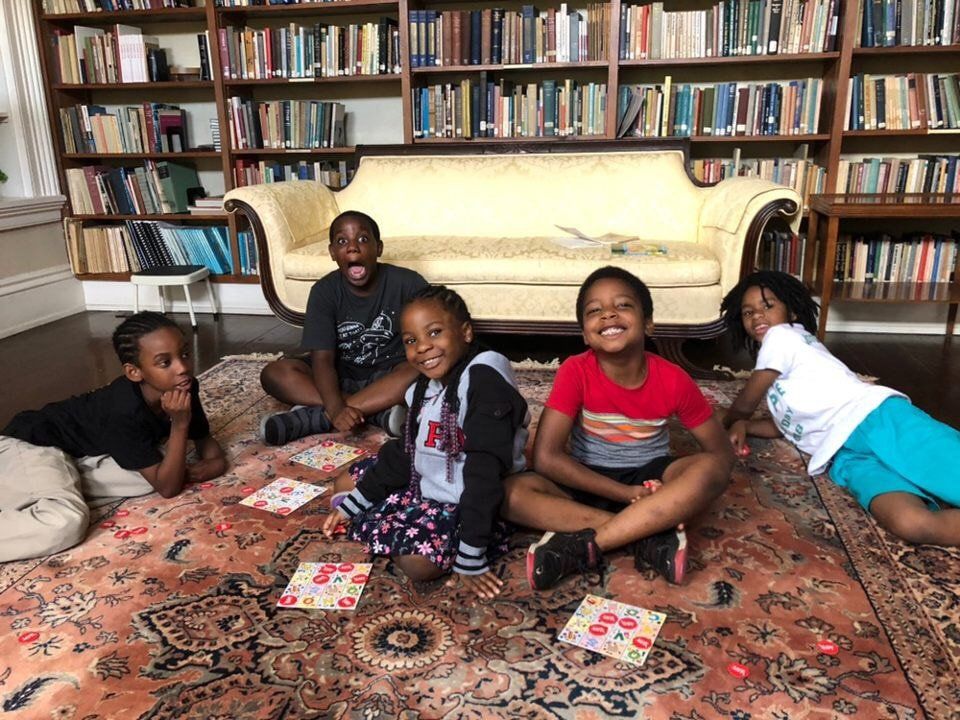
[
  {"left": 559, "top": 594, "right": 666, "bottom": 666},
  {"left": 277, "top": 562, "right": 372, "bottom": 610},
  {"left": 238, "top": 478, "right": 326, "bottom": 515},
  {"left": 289, "top": 440, "right": 367, "bottom": 473}
]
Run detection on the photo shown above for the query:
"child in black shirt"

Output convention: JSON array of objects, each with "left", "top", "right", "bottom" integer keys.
[
  {"left": 0, "top": 312, "right": 226, "bottom": 562},
  {"left": 260, "top": 210, "right": 426, "bottom": 444}
]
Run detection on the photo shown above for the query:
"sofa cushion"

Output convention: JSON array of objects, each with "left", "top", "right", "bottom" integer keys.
[{"left": 284, "top": 236, "right": 720, "bottom": 288}]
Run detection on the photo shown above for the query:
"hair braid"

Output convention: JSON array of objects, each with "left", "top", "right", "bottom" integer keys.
[
  {"left": 720, "top": 270, "right": 820, "bottom": 352},
  {"left": 111, "top": 311, "right": 181, "bottom": 366},
  {"left": 402, "top": 285, "right": 484, "bottom": 485}
]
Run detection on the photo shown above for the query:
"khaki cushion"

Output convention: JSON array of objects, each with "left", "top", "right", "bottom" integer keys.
[{"left": 284, "top": 236, "right": 720, "bottom": 288}]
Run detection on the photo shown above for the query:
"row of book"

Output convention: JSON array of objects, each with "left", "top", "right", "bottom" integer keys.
[
  {"left": 845, "top": 72, "right": 960, "bottom": 130},
  {"left": 690, "top": 155, "right": 827, "bottom": 207},
  {"left": 617, "top": 77, "right": 823, "bottom": 138},
  {"left": 59, "top": 103, "right": 189, "bottom": 155},
  {"left": 409, "top": 5, "right": 609, "bottom": 67},
  {"left": 620, "top": 0, "right": 840, "bottom": 61},
  {"left": 228, "top": 98, "right": 347, "bottom": 149},
  {"left": 64, "top": 220, "right": 238, "bottom": 276},
  {"left": 44, "top": 0, "right": 193, "bottom": 12},
  {"left": 836, "top": 154, "right": 959, "bottom": 194},
  {"left": 232, "top": 159, "right": 351, "bottom": 188},
  {"left": 52, "top": 25, "right": 170, "bottom": 85},
  {"left": 413, "top": 78, "right": 607, "bottom": 138},
  {"left": 65, "top": 161, "right": 201, "bottom": 215},
  {"left": 834, "top": 233, "right": 959, "bottom": 284},
  {"left": 758, "top": 229, "right": 811, "bottom": 278},
  {"left": 218, "top": 21, "right": 401, "bottom": 80},
  {"left": 857, "top": 0, "right": 960, "bottom": 47}
]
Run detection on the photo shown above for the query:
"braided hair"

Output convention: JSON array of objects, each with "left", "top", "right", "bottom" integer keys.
[
  {"left": 402, "top": 285, "right": 483, "bottom": 486},
  {"left": 112, "top": 311, "right": 181, "bottom": 366},
  {"left": 720, "top": 270, "right": 819, "bottom": 351}
]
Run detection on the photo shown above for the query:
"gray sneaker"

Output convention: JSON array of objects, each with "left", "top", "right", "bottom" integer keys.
[{"left": 260, "top": 405, "right": 331, "bottom": 446}]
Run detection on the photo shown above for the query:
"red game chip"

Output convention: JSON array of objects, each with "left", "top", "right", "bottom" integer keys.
[
  {"left": 114, "top": 530, "right": 131, "bottom": 540},
  {"left": 632, "top": 635, "right": 652, "bottom": 650},
  {"left": 337, "top": 563, "right": 355, "bottom": 572},
  {"left": 278, "top": 595, "right": 298, "bottom": 606},
  {"left": 100, "top": 520, "right": 116, "bottom": 529},
  {"left": 588, "top": 624, "right": 609, "bottom": 637},
  {"left": 200, "top": 482, "right": 214, "bottom": 489},
  {"left": 351, "top": 574, "right": 369, "bottom": 584},
  {"left": 276, "top": 507, "right": 292, "bottom": 515},
  {"left": 599, "top": 612, "right": 619, "bottom": 624},
  {"left": 322, "top": 464, "right": 335, "bottom": 472},
  {"left": 618, "top": 617, "right": 639, "bottom": 630},
  {"left": 115, "top": 509, "right": 130, "bottom": 518},
  {"left": 17, "top": 631, "right": 39, "bottom": 644},
  {"left": 241, "top": 486, "right": 256, "bottom": 495},
  {"left": 253, "top": 500, "right": 268, "bottom": 508},
  {"left": 130, "top": 526, "right": 148, "bottom": 535},
  {"left": 337, "top": 596, "right": 357, "bottom": 608},
  {"left": 726, "top": 662, "right": 750, "bottom": 679},
  {"left": 312, "top": 574, "right": 331, "bottom": 585},
  {"left": 321, "top": 564, "right": 338, "bottom": 574},
  {"left": 215, "top": 522, "right": 232, "bottom": 532},
  {"left": 816, "top": 639, "right": 839, "bottom": 655},
  {"left": 279, "top": 486, "right": 294, "bottom": 494},
  {"left": 321, "top": 440, "right": 334, "bottom": 447}
]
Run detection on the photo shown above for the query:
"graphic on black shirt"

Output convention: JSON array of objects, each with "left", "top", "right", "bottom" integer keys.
[{"left": 337, "top": 312, "right": 394, "bottom": 367}]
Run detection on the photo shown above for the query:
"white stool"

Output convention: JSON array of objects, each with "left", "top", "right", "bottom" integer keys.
[{"left": 131, "top": 265, "right": 220, "bottom": 328}]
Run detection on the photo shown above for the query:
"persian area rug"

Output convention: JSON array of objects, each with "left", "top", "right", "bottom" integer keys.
[{"left": 1, "top": 357, "right": 956, "bottom": 719}]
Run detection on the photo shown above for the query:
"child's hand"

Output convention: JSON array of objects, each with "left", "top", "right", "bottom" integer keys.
[
  {"left": 451, "top": 571, "right": 504, "bottom": 600},
  {"left": 728, "top": 420, "right": 751, "bottom": 457},
  {"left": 186, "top": 458, "right": 223, "bottom": 482},
  {"left": 332, "top": 406, "right": 364, "bottom": 433},
  {"left": 322, "top": 509, "right": 349, "bottom": 538},
  {"left": 628, "top": 479, "right": 662, "bottom": 503},
  {"left": 161, "top": 389, "right": 192, "bottom": 426}
]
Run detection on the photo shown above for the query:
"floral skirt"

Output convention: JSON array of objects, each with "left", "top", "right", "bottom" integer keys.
[{"left": 346, "top": 457, "right": 511, "bottom": 571}]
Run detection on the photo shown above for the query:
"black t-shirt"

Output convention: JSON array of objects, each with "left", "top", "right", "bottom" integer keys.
[
  {"left": 2, "top": 376, "right": 210, "bottom": 471},
  {"left": 301, "top": 263, "right": 427, "bottom": 382}
]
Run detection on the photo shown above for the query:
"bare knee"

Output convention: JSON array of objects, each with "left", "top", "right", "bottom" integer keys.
[
  {"left": 875, "top": 506, "right": 938, "bottom": 544},
  {"left": 259, "top": 360, "right": 285, "bottom": 396},
  {"left": 393, "top": 555, "right": 444, "bottom": 582}
]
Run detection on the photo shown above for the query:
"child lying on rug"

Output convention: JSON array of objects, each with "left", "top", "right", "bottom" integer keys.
[
  {"left": 0, "top": 312, "right": 226, "bottom": 562},
  {"left": 721, "top": 270, "right": 960, "bottom": 546},
  {"left": 259, "top": 210, "right": 427, "bottom": 444},
  {"left": 504, "top": 267, "right": 735, "bottom": 590},
  {"left": 322, "top": 285, "right": 531, "bottom": 599}
]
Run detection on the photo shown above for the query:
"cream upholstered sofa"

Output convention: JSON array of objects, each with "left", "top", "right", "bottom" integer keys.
[{"left": 224, "top": 141, "right": 801, "bottom": 374}]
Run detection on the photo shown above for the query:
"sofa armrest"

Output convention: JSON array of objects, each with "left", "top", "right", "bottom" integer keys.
[
  {"left": 223, "top": 182, "right": 340, "bottom": 324},
  {"left": 698, "top": 177, "right": 802, "bottom": 297}
]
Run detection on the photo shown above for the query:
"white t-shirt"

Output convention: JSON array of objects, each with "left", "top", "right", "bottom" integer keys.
[{"left": 755, "top": 323, "right": 904, "bottom": 476}]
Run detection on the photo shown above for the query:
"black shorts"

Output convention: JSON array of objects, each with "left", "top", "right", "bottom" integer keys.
[
  {"left": 570, "top": 455, "right": 676, "bottom": 513},
  {"left": 285, "top": 351, "right": 396, "bottom": 395}
]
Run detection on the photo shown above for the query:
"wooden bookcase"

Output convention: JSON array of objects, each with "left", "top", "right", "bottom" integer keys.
[{"left": 32, "top": 0, "right": 960, "bottom": 299}]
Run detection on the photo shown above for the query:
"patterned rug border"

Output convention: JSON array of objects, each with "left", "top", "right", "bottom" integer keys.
[{"left": 813, "top": 475, "right": 957, "bottom": 720}]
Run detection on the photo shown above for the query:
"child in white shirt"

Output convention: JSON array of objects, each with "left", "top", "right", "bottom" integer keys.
[{"left": 721, "top": 270, "right": 960, "bottom": 546}]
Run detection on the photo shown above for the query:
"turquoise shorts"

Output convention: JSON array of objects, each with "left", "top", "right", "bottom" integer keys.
[{"left": 829, "top": 397, "right": 960, "bottom": 511}]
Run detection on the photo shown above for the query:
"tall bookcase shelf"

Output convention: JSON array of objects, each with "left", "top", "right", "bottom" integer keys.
[{"left": 34, "top": 0, "right": 959, "bottom": 295}]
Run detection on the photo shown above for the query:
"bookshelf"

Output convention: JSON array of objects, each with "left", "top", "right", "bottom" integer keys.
[{"left": 33, "top": 0, "right": 960, "bottom": 305}]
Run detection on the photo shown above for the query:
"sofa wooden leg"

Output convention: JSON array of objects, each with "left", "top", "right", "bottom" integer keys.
[{"left": 652, "top": 337, "right": 732, "bottom": 381}]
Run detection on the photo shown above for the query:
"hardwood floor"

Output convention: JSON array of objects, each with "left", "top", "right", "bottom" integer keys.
[{"left": 1, "top": 311, "right": 958, "bottom": 429}]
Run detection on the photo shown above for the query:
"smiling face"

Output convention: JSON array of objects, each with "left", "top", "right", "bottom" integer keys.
[
  {"left": 400, "top": 298, "right": 473, "bottom": 384},
  {"left": 579, "top": 277, "right": 653, "bottom": 354},
  {"left": 741, "top": 285, "right": 793, "bottom": 342},
  {"left": 328, "top": 216, "right": 383, "bottom": 294},
  {"left": 122, "top": 326, "right": 193, "bottom": 402}
]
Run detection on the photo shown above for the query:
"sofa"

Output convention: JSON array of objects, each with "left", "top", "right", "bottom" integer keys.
[{"left": 223, "top": 140, "right": 801, "bottom": 376}]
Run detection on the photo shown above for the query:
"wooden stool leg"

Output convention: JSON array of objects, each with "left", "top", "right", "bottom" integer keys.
[
  {"left": 205, "top": 277, "right": 219, "bottom": 320},
  {"left": 183, "top": 284, "right": 198, "bottom": 328}
]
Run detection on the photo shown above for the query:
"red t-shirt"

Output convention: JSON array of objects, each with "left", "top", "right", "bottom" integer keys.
[{"left": 545, "top": 349, "right": 712, "bottom": 468}]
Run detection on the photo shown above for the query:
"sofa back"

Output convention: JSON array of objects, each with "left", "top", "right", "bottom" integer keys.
[{"left": 335, "top": 149, "right": 705, "bottom": 244}]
